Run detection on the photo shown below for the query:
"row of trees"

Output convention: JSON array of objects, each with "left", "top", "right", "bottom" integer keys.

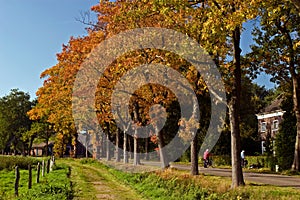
[{"left": 26, "top": 0, "right": 299, "bottom": 188}]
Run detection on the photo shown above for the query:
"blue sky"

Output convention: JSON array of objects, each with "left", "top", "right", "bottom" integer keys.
[
  {"left": 0, "top": 0, "right": 98, "bottom": 98},
  {"left": 0, "top": 0, "right": 275, "bottom": 99},
  {"left": 241, "top": 20, "right": 276, "bottom": 89}
]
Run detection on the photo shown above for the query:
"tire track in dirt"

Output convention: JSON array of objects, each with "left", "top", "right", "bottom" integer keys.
[{"left": 62, "top": 160, "right": 145, "bottom": 200}]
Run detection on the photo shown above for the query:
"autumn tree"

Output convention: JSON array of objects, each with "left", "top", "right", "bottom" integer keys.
[
  {"left": 249, "top": 0, "right": 300, "bottom": 171},
  {"left": 291, "top": 0, "right": 300, "bottom": 11},
  {"left": 91, "top": 0, "right": 208, "bottom": 172},
  {"left": 28, "top": 31, "right": 106, "bottom": 157},
  {"left": 91, "top": 1, "right": 262, "bottom": 186}
]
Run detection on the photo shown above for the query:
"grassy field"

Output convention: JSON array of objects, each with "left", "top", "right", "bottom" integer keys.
[
  {"left": 1, "top": 156, "right": 300, "bottom": 199},
  {"left": 0, "top": 165, "right": 72, "bottom": 200},
  {"left": 0, "top": 156, "right": 72, "bottom": 200}
]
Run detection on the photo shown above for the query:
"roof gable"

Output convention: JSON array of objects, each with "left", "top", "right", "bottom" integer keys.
[{"left": 259, "top": 94, "right": 284, "bottom": 114}]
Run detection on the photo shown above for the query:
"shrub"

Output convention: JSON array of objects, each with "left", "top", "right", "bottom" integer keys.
[
  {"left": 0, "top": 156, "right": 40, "bottom": 171},
  {"left": 79, "top": 158, "right": 98, "bottom": 164},
  {"left": 210, "top": 155, "right": 231, "bottom": 166}
]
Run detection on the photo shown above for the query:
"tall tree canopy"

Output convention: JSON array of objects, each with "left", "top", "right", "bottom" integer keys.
[
  {"left": 92, "top": 0, "right": 262, "bottom": 187},
  {"left": 28, "top": 32, "right": 106, "bottom": 157},
  {"left": 249, "top": 0, "right": 300, "bottom": 171},
  {"left": 30, "top": 0, "right": 266, "bottom": 188}
]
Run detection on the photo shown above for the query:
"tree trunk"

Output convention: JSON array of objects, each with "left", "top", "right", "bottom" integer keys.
[
  {"left": 230, "top": 26, "right": 245, "bottom": 188},
  {"left": 85, "top": 134, "right": 88, "bottom": 158},
  {"left": 292, "top": 128, "right": 300, "bottom": 171},
  {"left": 128, "top": 136, "right": 133, "bottom": 159},
  {"left": 133, "top": 101, "right": 140, "bottom": 166},
  {"left": 73, "top": 133, "right": 78, "bottom": 158},
  {"left": 28, "top": 136, "right": 34, "bottom": 156},
  {"left": 22, "top": 143, "right": 26, "bottom": 156},
  {"left": 145, "top": 138, "right": 149, "bottom": 160},
  {"left": 94, "top": 132, "right": 101, "bottom": 159},
  {"left": 45, "top": 139, "right": 49, "bottom": 157},
  {"left": 286, "top": 32, "right": 300, "bottom": 171},
  {"left": 115, "top": 128, "right": 121, "bottom": 162},
  {"left": 157, "top": 127, "right": 169, "bottom": 168},
  {"left": 101, "top": 133, "right": 105, "bottom": 158},
  {"left": 133, "top": 132, "right": 139, "bottom": 165},
  {"left": 190, "top": 93, "right": 199, "bottom": 175},
  {"left": 191, "top": 136, "right": 199, "bottom": 175},
  {"left": 106, "top": 133, "right": 111, "bottom": 161},
  {"left": 123, "top": 130, "right": 129, "bottom": 163},
  {"left": 292, "top": 75, "right": 300, "bottom": 171}
]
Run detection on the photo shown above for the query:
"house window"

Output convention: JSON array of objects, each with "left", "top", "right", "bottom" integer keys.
[
  {"left": 273, "top": 120, "right": 279, "bottom": 130},
  {"left": 261, "top": 141, "right": 266, "bottom": 154},
  {"left": 261, "top": 122, "right": 267, "bottom": 132}
]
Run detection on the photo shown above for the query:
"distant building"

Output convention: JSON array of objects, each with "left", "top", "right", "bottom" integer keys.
[
  {"left": 31, "top": 140, "right": 90, "bottom": 157},
  {"left": 256, "top": 95, "right": 285, "bottom": 154},
  {"left": 31, "top": 142, "right": 54, "bottom": 156}
]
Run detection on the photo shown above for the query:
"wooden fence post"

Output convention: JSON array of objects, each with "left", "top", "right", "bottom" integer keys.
[
  {"left": 42, "top": 160, "right": 45, "bottom": 177},
  {"left": 50, "top": 159, "right": 54, "bottom": 172},
  {"left": 46, "top": 159, "right": 50, "bottom": 174},
  {"left": 28, "top": 164, "right": 32, "bottom": 189},
  {"left": 36, "top": 162, "right": 40, "bottom": 183},
  {"left": 15, "top": 166, "right": 20, "bottom": 196},
  {"left": 52, "top": 156, "right": 55, "bottom": 164}
]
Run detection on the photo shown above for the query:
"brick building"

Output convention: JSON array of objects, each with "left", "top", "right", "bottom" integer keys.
[{"left": 256, "top": 95, "right": 285, "bottom": 154}]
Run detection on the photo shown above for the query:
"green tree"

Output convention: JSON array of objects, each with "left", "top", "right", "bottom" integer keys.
[
  {"left": 0, "top": 89, "right": 33, "bottom": 155},
  {"left": 213, "top": 77, "right": 268, "bottom": 156},
  {"left": 275, "top": 84, "right": 296, "bottom": 170},
  {"left": 240, "top": 77, "right": 269, "bottom": 154},
  {"left": 249, "top": 0, "right": 300, "bottom": 171},
  {"left": 26, "top": 121, "right": 55, "bottom": 156}
]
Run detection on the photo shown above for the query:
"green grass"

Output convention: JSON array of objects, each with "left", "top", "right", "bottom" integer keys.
[
  {"left": 0, "top": 162, "right": 72, "bottom": 200},
  {"left": 60, "top": 158, "right": 145, "bottom": 200},
  {"left": 78, "top": 159, "right": 300, "bottom": 200},
  {"left": 2, "top": 158, "right": 299, "bottom": 200}
]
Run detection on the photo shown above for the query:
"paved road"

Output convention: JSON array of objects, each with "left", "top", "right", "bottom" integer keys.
[
  {"left": 170, "top": 163, "right": 300, "bottom": 189},
  {"left": 106, "top": 160, "right": 300, "bottom": 189}
]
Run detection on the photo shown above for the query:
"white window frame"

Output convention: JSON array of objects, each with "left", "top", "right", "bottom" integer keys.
[
  {"left": 273, "top": 120, "right": 279, "bottom": 130},
  {"left": 261, "top": 122, "right": 267, "bottom": 132},
  {"left": 261, "top": 141, "right": 266, "bottom": 154}
]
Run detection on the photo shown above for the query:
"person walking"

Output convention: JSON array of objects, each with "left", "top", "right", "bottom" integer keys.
[
  {"left": 203, "top": 149, "right": 210, "bottom": 168},
  {"left": 241, "top": 150, "right": 246, "bottom": 167}
]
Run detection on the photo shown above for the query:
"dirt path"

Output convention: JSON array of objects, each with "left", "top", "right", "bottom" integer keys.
[{"left": 61, "top": 160, "right": 145, "bottom": 200}]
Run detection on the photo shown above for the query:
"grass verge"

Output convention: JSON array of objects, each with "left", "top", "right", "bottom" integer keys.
[{"left": 80, "top": 159, "right": 300, "bottom": 200}]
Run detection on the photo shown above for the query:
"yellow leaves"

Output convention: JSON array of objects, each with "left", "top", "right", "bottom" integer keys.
[
  {"left": 293, "top": 41, "right": 300, "bottom": 51},
  {"left": 178, "top": 117, "right": 200, "bottom": 142},
  {"left": 282, "top": 55, "right": 291, "bottom": 63}
]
